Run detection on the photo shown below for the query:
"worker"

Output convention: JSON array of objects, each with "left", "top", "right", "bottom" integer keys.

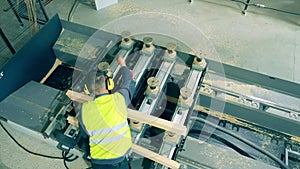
[{"left": 68, "top": 56, "right": 135, "bottom": 169}]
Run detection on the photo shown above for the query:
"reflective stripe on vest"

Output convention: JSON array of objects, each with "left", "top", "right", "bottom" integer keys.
[
  {"left": 90, "top": 126, "right": 128, "bottom": 144},
  {"left": 89, "top": 120, "right": 127, "bottom": 136},
  {"left": 82, "top": 92, "right": 132, "bottom": 159}
]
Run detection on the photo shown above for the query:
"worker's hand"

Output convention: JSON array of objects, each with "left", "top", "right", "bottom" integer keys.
[
  {"left": 67, "top": 116, "right": 79, "bottom": 128},
  {"left": 117, "top": 55, "right": 126, "bottom": 67}
]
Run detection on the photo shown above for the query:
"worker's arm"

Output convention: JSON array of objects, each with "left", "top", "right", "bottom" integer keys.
[{"left": 117, "top": 56, "right": 136, "bottom": 106}]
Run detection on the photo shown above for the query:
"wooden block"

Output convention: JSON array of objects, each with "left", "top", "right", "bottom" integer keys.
[
  {"left": 66, "top": 90, "right": 187, "bottom": 136},
  {"left": 131, "top": 144, "right": 180, "bottom": 169}
]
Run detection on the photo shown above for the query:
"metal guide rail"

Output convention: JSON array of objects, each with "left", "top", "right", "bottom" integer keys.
[
  {"left": 130, "top": 46, "right": 176, "bottom": 144},
  {"left": 201, "top": 71, "right": 300, "bottom": 119},
  {"left": 135, "top": 60, "right": 175, "bottom": 118},
  {"left": 157, "top": 58, "right": 207, "bottom": 169},
  {"left": 110, "top": 31, "right": 135, "bottom": 77},
  {"left": 189, "top": 60, "right": 300, "bottom": 169},
  {"left": 199, "top": 69, "right": 300, "bottom": 138}
]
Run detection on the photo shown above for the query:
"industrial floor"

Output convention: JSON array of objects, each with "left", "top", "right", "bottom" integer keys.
[{"left": 0, "top": 0, "right": 300, "bottom": 168}]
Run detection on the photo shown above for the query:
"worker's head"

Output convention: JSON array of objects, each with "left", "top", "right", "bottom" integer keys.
[{"left": 94, "top": 74, "right": 107, "bottom": 94}]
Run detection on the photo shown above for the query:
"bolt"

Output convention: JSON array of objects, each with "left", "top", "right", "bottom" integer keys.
[
  {"left": 196, "top": 57, "right": 202, "bottom": 62},
  {"left": 167, "top": 132, "right": 175, "bottom": 137},
  {"left": 133, "top": 120, "right": 139, "bottom": 125},
  {"left": 143, "top": 37, "right": 153, "bottom": 48},
  {"left": 180, "top": 87, "right": 192, "bottom": 100},
  {"left": 147, "top": 77, "right": 158, "bottom": 90},
  {"left": 121, "top": 31, "right": 131, "bottom": 42},
  {"left": 166, "top": 43, "right": 176, "bottom": 54}
]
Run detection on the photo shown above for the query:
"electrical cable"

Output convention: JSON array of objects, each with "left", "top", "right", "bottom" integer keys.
[
  {"left": 231, "top": 0, "right": 256, "bottom": 7},
  {"left": 189, "top": 116, "right": 289, "bottom": 169},
  {"left": 67, "top": 0, "right": 79, "bottom": 21},
  {"left": 0, "top": 121, "right": 79, "bottom": 169},
  {"left": 62, "top": 146, "right": 79, "bottom": 169},
  {"left": 0, "top": 121, "right": 63, "bottom": 160},
  {"left": 63, "top": 158, "right": 69, "bottom": 169},
  {"left": 231, "top": 0, "right": 255, "bottom": 6},
  {"left": 63, "top": 150, "right": 79, "bottom": 162},
  {"left": 262, "top": 6, "right": 300, "bottom": 16},
  {"left": 62, "top": 151, "right": 70, "bottom": 169},
  {"left": 231, "top": 0, "right": 300, "bottom": 16}
]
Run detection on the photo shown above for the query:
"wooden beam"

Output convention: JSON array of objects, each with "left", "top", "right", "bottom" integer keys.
[
  {"left": 127, "top": 108, "right": 187, "bottom": 136},
  {"left": 40, "top": 59, "right": 62, "bottom": 84},
  {"left": 66, "top": 90, "right": 93, "bottom": 103},
  {"left": 132, "top": 144, "right": 180, "bottom": 169},
  {"left": 66, "top": 90, "right": 187, "bottom": 136}
]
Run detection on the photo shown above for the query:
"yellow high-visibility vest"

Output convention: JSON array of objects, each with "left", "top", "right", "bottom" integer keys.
[{"left": 81, "top": 92, "right": 132, "bottom": 159}]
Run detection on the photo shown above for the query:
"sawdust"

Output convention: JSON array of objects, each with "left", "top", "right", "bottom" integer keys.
[
  {"left": 194, "top": 105, "right": 300, "bottom": 144},
  {"left": 203, "top": 78, "right": 255, "bottom": 97},
  {"left": 55, "top": 34, "right": 86, "bottom": 54},
  {"left": 104, "top": 1, "right": 147, "bottom": 17},
  {"left": 203, "top": 76, "right": 300, "bottom": 112},
  {"left": 55, "top": 29, "right": 97, "bottom": 57},
  {"left": 291, "top": 136, "right": 300, "bottom": 143}
]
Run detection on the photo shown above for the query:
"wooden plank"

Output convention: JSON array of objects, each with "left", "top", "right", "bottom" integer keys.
[
  {"left": 127, "top": 108, "right": 187, "bottom": 136},
  {"left": 40, "top": 59, "right": 62, "bottom": 84},
  {"left": 66, "top": 90, "right": 93, "bottom": 103},
  {"left": 66, "top": 90, "right": 187, "bottom": 136},
  {"left": 131, "top": 144, "right": 180, "bottom": 169}
]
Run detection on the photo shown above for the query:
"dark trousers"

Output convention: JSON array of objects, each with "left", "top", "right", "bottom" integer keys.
[{"left": 91, "top": 158, "right": 131, "bottom": 169}]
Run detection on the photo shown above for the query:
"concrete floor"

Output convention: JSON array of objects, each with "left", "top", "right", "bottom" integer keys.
[
  {"left": 45, "top": 0, "right": 300, "bottom": 83},
  {"left": 0, "top": 0, "right": 300, "bottom": 168}
]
